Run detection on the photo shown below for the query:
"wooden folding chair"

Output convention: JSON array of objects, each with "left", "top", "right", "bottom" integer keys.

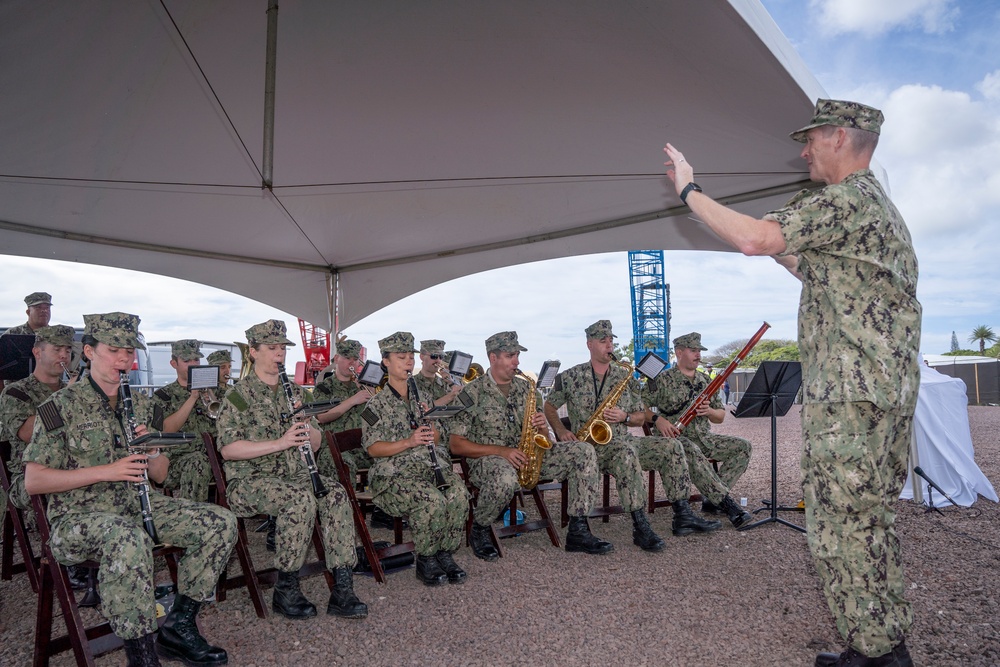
[
  {"left": 203, "top": 433, "right": 333, "bottom": 617},
  {"left": 325, "top": 429, "right": 414, "bottom": 583},
  {"left": 28, "top": 493, "right": 183, "bottom": 667},
  {"left": 1, "top": 439, "right": 39, "bottom": 593},
  {"left": 640, "top": 422, "right": 717, "bottom": 513}
]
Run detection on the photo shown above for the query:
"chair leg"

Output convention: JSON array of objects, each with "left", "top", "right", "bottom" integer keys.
[{"left": 530, "top": 487, "right": 561, "bottom": 548}]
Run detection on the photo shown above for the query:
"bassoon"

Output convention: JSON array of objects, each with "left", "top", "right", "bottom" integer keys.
[
  {"left": 674, "top": 321, "right": 771, "bottom": 430},
  {"left": 277, "top": 363, "right": 329, "bottom": 498}
]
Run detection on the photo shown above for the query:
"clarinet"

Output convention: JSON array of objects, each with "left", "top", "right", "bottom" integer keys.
[
  {"left": 118, "top": 371, "right": 160, "bottom": 546},
  {"left": 407, "top": 372, "right": 449, "bottom": 492},
  {"left": 276, "top": 363, "right": 329, "bottom": 498}
]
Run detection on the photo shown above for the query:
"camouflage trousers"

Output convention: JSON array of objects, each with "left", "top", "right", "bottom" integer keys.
[
  {"left": 226, "top": 472, "right": 357, "bottom": 572},
  {"left": 594, "top": 438, "right": 646, "bottom": 512},
  {"left": 678, "top": 437, "right": 729, "bottom": 504},
  {"left": 7, "top": 471, "right": 29, "bottom": 510},
  {"left": 688, "top": 432, "right": 752, "bottom": 489},
  {"left": 632, "top": 435, "right": 691, "bottom": 501},
  {"left": 317, "top": 443, "right": 374, "bottom": 485},
  {"left": 163, "top": 451, "right": 211, "bottom": 502},
  {"left": 48, "top": 493, "right": 236, "bottom": 640},
  {"left": 466, "top": 440, "right": 600, "bottom": 525},
  {"left": 369, "top": 465, "right": 468, "bottom": 557},
  {"left": 802, "top": 402, "right": 914, "bottom": 656}
]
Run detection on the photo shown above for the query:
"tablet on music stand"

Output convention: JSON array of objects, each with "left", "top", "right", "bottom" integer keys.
[
  {"left": 423, "top": 405, "right": 466, "bottom": 419},
  {"left": 536, "top": 360, "right": 561, "bottom": 389},
  {"left": 447, "top": 351, "right": 473, "bottom": 379},
  {"left": 635, "top": 352, "right": 668, "bottom": 380},
  {"left": 356, "top": 360, "right": 385, "bottom": 387},
  {"left": 293, "top": 400, "right": 341, "bottom": 417},
  {"left": 187, "top": 365, "right": 220, "bottom": 391},
  {"left": 128, "top": 431, "right": 197, "bottom": 450}
]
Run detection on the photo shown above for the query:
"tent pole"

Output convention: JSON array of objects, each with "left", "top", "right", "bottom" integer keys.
[
  {"left": 262, "top": 0, "right": 278, "bottom": 189},
  {"left": 329, "top": 271, "right": 339, "bottom": 341}
]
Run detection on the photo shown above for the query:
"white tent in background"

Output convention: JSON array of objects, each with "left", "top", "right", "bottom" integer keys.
[
  {"left": 902, "top": 364, "right": 998, "bottom": 507},
  {"left": 0, "top": 1, "right": 827, "bottom": 330}
]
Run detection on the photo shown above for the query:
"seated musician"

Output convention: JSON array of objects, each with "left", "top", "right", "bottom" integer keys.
[
  {"left": 313, "top": 338, "right": 376, "bottom": 478},
  {"left": 360, "top": 331, "right": 469, "bottom": 586},
  {"left": 216, "top": 319, "right": 367, "bottom": 620},
  {"left": 543, "top": 320, "right": 719, "bottom": 551},
  {"left": 450, "top": 331, "right": 612, "bottom": 560},
  {"left": 23, "top": 312, "right": 236, "bottom": 667},
  {"left": 150, "top": 339, "right": 214, "bottom": 501},
  {"left": 644, "top": 332, "right": 753, "bottom": 527},
  {"left": 206, "top": 349, "right": 233, "bottom": 393},
  {"left": 413, "top": 339, "right": 465, "bottom": 409}
]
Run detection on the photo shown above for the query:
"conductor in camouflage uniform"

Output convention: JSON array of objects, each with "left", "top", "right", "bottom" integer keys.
[
  {"left": 313, "top": 338, "right": 375, "bottom": 481},
  {"left": 644, "top": 331, "right": 753, "bottom": 528},
  {"left": 150, "top": 339, "right": 214, "bottom": 501},
  {"left": 23, "top": 312, "right": 236, "bottom": 667},
  {"left": 216, "top": 319, "right": 367, "bottom": 621},
  {"left": 361, "top": 331, "right": 469, "bottom": 586},
  {"left": 451, "top": 331, "right": 613, "bottom": 560},
  {"left": 1, "top": 325, "right": 74, "bottom": 511},
  {"left": 665, "top": 99, "right": 921, "bottom": 666}
]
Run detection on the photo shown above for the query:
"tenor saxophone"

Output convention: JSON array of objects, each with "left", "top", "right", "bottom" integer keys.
[
  {"left": 576, "top": 354, "right": 634, "bottom": 446},
  {"left": 514, "top": 370, "right": 552, "bottom": 490}
]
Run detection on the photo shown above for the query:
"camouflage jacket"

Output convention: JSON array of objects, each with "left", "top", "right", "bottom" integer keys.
[
  {"left": 150, "top": 381, "right": 216, "bottom": 457},
  {"left": 216, "top": 372, "right": 318, "bottom": 483},
  {"left": 0, "top": 374, "right": 64, "bottom": 473},
  {"left": 450, "top": 371, "right": 541, "bottom": 448},
  {"left": 411, "top": 372, "right": 454, "bottom": 404},
  {"left": 312, "top": 374, "right": 364, "bottom": 431},
  {"left": 545, "top": 361, "right": 642, "bottom": 439},
  {"left": 22, "top": 378, "right": 154, "bottom": 523},
  {"left": 361, "top": 385, "right": 450, "bottom": 478},
  {"left": 642, "top": 367, "right": 718, "bottom": 437},
  {"left": 768, "top": 169, "right": 921, "bottom": 414},
  {"left": 1, "top": 322, "right": 35, "bottom": 336}
]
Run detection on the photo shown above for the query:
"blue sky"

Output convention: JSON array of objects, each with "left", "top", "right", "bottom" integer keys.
[{"left": 3, "top": 0, "right": 998, "bottom": 372}]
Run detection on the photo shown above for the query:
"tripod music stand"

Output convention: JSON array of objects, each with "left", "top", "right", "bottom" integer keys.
[{"left": 733, "top": 361, "right": 805, "bottom": 534}]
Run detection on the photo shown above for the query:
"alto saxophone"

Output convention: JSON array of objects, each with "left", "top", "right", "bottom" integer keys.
[
  {"left": 514, "top": 370, "right": 552, "bottom": 490},
  {"left": 576, "top": 354, "right": 634, "bottom": 446}
]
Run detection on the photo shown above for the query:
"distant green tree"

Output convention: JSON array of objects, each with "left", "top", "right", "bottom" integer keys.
[
  {"left": 968, "top": 325, "right": 997, "bottom": 354},
  {"left": 717, "top": 339, "right": 799, "bottom": 367},
  {"left": 613, "top": 338, "right": 635, "bottom": 365},
  {"left": 943, "top": 349, "right": 979, "bottom": 357},
  {"left": 950, "top": 331, "right": 959, "bottom": 353},
  {"left": 984, "top": 342, "right": 1000, "bottom": 359}
]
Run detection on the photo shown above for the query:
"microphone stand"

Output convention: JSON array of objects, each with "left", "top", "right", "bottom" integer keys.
[{"left": 913, "top": 465, "right": 960, "bottom": 516}]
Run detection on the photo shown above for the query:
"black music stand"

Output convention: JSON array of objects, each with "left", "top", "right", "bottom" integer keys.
[
  {"left": 733, "top": 361, "right": 805, "bottom": 534},
  {"left": 0, "top": 334, "right": 36, "bottom": 382}
]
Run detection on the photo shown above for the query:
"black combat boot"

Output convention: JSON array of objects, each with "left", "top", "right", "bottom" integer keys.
[
  {"left": 630, "top": 509, "right": 666, "bottom": 552},
  {"left": 701, "top": 497, "right": 720, "bottom": 514},
  {"left": 435, "top": 550, "right": 468, "bottom": 584},
  {"left": 565, "top": 516, "right": 614, "bottom": 555},
  {"left": 414, "top": 554, "right": 448, "bottom": 586},
  {"left": 671, "top": 498, "right": 722, "bottom": 536},
  {"left": 326, "top": 566, "right": 368, "bottom": 618},
  {"left": 156, "top": 594, "right": 228, "bottom": 665},
  {"left": 78, "top": 567, "right": 101, "bottom": 608},
  {"left": 67, "top": 564, "right": 90, "bottom": 590},
  {"left": 470, "top": 522, "right": 499, "bottom": 561},
  {"left": 124, "top": 632, "right": 162, "bottom": 667},
  {"left": 370, "top": 508, "right": 408, "bottom": 530},
  {"left": 815, "top": 640, "right": 913, "bottom": 667},
  {"left": 272, "top": 570, "right": 317, "bottom": 619},
  {"left": 719, "top": 495, "right": 753, "bottom": 528}
]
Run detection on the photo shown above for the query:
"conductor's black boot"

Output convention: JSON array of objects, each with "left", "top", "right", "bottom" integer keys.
[
  {"left": 156, "top": 594, "right": 228, "bottom": 665},
  {"left": 815, "top": 640, "right": 913, "bottom": 667},
  {"left": 272, "top": 571, "right": 317, "bottom": 619},
  {"left": 720, "top": 495, "right": 753, "bottom": 528},
  {"left": 470, "top": 522, "right": 499, "bottom": 561},
  {"left": 326, "top": 566, "right": 368, "bottom": 618},
  {"left": 565, "top": 516, "right": 614, "bottom": 555},
  {"left": 435, "top": 550, "right": 468, "bottom": 584},
  {"left": 630, "top": 509, "right": 666, "bottom": 552},
  {"left": 671, "top": 498, "right": 722, "bottom": 536},
  {"left": 124, "top": 632, "right": 162, "bottom": 667},
  {"left": 415, "top": 554, "right": 448, "bottom": 586}
]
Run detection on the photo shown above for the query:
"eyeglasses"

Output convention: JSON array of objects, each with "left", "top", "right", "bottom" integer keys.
[{"left": 429, "top": 354, "right": 441, "bottom": 360}]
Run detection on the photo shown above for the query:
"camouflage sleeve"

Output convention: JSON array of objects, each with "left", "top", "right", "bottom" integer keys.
[
  {"left": 545, "top": 372, "right": 567, "bottom": 410},
  {"left": 620, "top": 376, "right": 644, "bottom": 412},
  {"left": 0, "top": 387, "right": 34, "bottom": 443},
  {"left": 361, "top": 392, "right": 411, "bottom": 451},
  {"left": 216, "top": 387, "right": 250, "bottom": 447},
  {"left": 767, "top": 184, "right": 855, "bottom": 256},
  {"left": 448, "top": 385, "right": 477, "bottom": 438},
  {"left": 22, "top": 401, "right": 69, "bottom": 470}
]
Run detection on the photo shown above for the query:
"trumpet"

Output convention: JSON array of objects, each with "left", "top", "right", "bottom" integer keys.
[{"left": 200, "top": 388, "right": 222, "bottom": 419}]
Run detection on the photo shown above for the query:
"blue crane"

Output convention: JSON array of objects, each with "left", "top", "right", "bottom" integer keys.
[{"left": 628, "top": 250, "right": 671, "bottom": 370}]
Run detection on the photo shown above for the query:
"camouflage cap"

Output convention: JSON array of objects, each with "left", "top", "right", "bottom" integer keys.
[
  {"left": 790, "top": 98, "right": 884, "bottom": 143},
  {"left": 245, "top": 319, "right": 295, "bottom": 346},
  {"left": 673, "top": 332, "right": 708, "bottom": 351},
  {"left": 419, "top": 339, "right": 446, "bottom": 355},
  {"left": 34, "top": 324, "right": 75, "bottom": 347},
  {"left": 24, "top": 292, "right": 52, "bottom": 307},
  {"left": 336, "top": 338, "right": 363, "bottom": 359},
  {"left": 83, "top": 312, "right": 146, "bottom": 350},
  {"left": 584, "top": 320, "right": 616, "bottom": 340},
  {"left": 171, "top": 339, "right": 203, "bottom": 361},
  {"left": 485, "top": 331, "right": 527, "bottom": 353},
  {"left": 379, "top": 331, "right": 418, "bottom": 355},
  {"left": 206, "top": 350, "right": 232, "bottom": 365}
]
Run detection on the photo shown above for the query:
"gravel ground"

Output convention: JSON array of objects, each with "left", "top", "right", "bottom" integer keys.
[{"left": 2, "top": 405, "right": 998, "bottom": 667}]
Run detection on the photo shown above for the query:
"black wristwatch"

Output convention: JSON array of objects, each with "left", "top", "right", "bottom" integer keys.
[
  {"left": 679, "top": 182, "right": 703, "bottom": 205},
  {"left": 651, "top": 413, "right": 660, "bottom": 423}
]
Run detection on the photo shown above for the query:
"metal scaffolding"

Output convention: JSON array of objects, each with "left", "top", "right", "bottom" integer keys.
[{"left": 628, "top": 250, "right": 671, "bottom": 369}]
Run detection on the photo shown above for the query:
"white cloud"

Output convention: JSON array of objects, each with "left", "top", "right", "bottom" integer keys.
[
  {"left": 812, "top": 0, "right": 960, "bottom": 36},
  {"left": 976, "top": 69, "right": 1000, "bottom": 101}
]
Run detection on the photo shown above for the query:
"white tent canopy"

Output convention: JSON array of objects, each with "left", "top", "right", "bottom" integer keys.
[{"left": 0, "top": 0, "right": 825, "bottom": 330}]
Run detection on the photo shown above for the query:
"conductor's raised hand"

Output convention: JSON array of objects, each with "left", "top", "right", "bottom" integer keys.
[{"left": 663, "top": 143, "right": 694, "bottom": 195}]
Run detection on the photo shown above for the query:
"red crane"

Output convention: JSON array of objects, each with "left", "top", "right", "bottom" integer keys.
[{"left": 297, "top": 318, "right": 330, "bottom": 387}]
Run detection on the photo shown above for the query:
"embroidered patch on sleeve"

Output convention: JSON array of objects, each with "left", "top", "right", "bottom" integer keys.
[
  {"left": 37, "top": 400, "right": 64, "bottom": 431},
  {"left": 5, "top": 387, "right": 30, "bottom": 403},
  {"left": 360, "top": 407, "right": 379, "bottom": 427},
  {"left": 226, "top": 391, "right": 249, "bottom": 412},
  {"left": 154, "top": 388, "right": 171, "bottom": 401}
]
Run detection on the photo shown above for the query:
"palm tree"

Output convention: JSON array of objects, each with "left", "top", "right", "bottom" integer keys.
[{"left": 968, "top": 325, "right": 997, "bottom": 354}]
